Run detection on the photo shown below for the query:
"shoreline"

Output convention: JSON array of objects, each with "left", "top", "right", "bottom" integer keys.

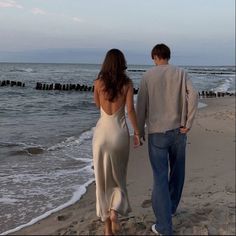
[
  {"left": 4, "top": 96, "right": 236, "bottom": 235},
  {"left": 3, "top": 102, "right": 209, "bottom": 235}
]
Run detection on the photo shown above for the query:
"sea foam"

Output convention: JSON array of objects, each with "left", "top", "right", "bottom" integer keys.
[{"left": 0, "top": 178, "right": 94, "bottom": 235}]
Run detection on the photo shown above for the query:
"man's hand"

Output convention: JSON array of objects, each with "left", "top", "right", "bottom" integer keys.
[{"left": 180, "top": 127, "right": 189, "bottom": 134}]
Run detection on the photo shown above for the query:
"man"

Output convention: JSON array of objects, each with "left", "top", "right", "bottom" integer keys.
[{"left": 136, "top": 43, "right": 198, "bottom": 235}]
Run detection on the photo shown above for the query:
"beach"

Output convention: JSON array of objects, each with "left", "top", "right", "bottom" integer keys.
[{"left": 8, "top": 96, "right": 235, "bottom": 235}]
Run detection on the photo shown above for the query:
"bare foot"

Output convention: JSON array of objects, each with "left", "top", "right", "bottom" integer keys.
[{"left": 110, "top": 210, "right": 121, "bottom": 234}]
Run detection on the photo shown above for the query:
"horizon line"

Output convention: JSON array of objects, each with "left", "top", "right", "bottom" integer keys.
[{"left": 0, "top": 61, "right": 235, "bottom": 67}]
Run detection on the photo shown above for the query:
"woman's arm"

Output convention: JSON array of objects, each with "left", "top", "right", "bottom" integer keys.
[
  {"left": 126, "top": 82, "right": 140, "bottom": 136},
  {"left": 94, "top": 80, "right": 100, "bottom": 108}
]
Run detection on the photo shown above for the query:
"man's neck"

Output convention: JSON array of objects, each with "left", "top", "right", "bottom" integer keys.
[
  {"left": 154, "top": 58, "right": 169, "bottom": 66},
  {"left": 158, "top": 61, "right": 168, "bottom": 65}
]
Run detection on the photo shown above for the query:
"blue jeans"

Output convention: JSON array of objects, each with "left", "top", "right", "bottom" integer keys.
[{"left": 148, "top": 128, "right": 187, "bottom": 235}]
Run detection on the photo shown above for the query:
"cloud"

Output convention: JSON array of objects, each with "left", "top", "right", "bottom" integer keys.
[
  {"left": 72, "top": 17, "right": 83, "bottom": 23},
  {"left": 31, "top": 8, "right": 46, "bottom": 15},
  {"left": 0, "top": 0, "right": 23, "bottom": 9}
]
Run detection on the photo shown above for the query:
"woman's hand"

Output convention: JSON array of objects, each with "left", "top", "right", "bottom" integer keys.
[{"left": 133, "top": 134, "right": 141, "bottom": 148}]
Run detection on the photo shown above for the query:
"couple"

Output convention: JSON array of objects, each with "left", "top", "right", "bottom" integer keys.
[{"left": 92, "top": 44, "right": 198, "bottom": 235}]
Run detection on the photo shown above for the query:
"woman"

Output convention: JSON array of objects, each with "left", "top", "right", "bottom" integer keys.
[{"left": 92, "top": 49, "right": 141, "bottom": 235}]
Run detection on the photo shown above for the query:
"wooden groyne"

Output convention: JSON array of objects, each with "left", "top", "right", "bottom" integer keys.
[
  {"left": 35, "top": 82, "right": 94, "bottom": 92},
  {"left": 35, "top": 82, "right": 140, "bottom": 94},
  {"left": 0, "top": 80, "right": 25, "bottom": 87},
  {"left": 35, "top": 83, "right": 235, "bottom": 97},
  {"left": 198, "top": 91, "right": 235, "bottom": 98},
  {"left": 0, "top": 80, "right": 235, "bottom": 97}
]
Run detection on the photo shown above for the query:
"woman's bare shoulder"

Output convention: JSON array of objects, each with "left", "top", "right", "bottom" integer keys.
[
  {"left": 94, "top": 78, "right": 103, "bottom": 88},
  {"left": 125, "top": 80, "right": 133, "bottom": 90}
]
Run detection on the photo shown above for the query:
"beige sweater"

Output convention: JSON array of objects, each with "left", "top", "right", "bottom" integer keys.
[{"left": 136, "top": 64, "right": 198, "bottom": 135}]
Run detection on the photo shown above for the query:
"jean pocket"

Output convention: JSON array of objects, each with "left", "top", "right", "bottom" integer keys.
[{"left": 177, "top": 132, "right": 187, "bottom": 145}]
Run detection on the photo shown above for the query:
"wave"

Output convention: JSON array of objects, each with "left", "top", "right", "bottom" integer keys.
[
  {"left": 9, "top": 147, "right": 45, "bottom": 156},
  {"left": 0, "top": 142, "right": 45, "bottom": 156},
  {"left": 212, "top": 78, "right": 234, "bottom": 92},
  {"left": 187, "top": 66, "right": 235, "bottom": 73},
  {"left": 198, "top": 102, "right": 207, "bottom": 108},
  {"left": 0, "top": 142, "right": 21, "bottom": 148},
  {"left": 1, "top": 128, "right": 95, "bottom": 235},
  {"left": 0, "top": 178, "right": 94, "bottom": 235},
  {"left": 0, "top": 141, "right": 32, "bottom": 148},
  {"left": 47, "top": 128, "right": 94, "bottom": 152},
  {"left": 189, "top": 71, "right": 235, "bottom": 75},
  {"left": 47, "top": 128, "right": 94, "bottom": 165},
  {"left": 9, "top": 68, "right": 35, "bottom": 73},
  {"left": 0, "top": 197, "right": 18, "bottom": 204}
]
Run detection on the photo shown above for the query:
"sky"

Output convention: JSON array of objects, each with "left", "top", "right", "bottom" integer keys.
[{"left": 0, "top": 0, "right": 235, "bottom": 65}]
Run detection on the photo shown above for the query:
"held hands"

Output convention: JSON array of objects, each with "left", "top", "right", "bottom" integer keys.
[
  {"left": 133, "top": 134, "right": 141, "bottom": 148},
  {"left": 133, "top": 132, "right": 145, "bottom": 148}
]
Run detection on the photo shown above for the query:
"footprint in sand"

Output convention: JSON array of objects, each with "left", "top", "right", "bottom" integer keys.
[
  {"left": 134, "top": 221, "right": 147, "bottom": 231},
  {"left": 228, "top": 203, "right": 236, "bottom": 209},
  {"left": 56, "top": 225, "right": 77, "bottom": 236},
  {"left": 141, "top": 199, "right": 152, "bottom": 208},
  {"left": 225, "top": 185, "right": 235, "bottom": 194},
  {"left": 57, "top": 213, "right": 72, "bottom": 221},
  {"left": 87, "top": 219, "right": 102, "bottom": 234},
  {"left": 193, "top": 225, "right": 209, "bottom": 235}
]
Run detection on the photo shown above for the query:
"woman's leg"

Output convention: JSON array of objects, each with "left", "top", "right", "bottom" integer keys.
[
  {"left": 110, "top": 209, "right": 121, "bottom": 234},
  {"left": 104, "top": 217, "right": 113, "bottom": 235}
]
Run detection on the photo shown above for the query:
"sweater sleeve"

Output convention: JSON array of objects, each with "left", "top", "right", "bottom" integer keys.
[
  {"left": 136, "top": 77, "right": 148, "bottom": 137},
  {"left": 185, "top": 74, "right": 198, "bottom": 129}
]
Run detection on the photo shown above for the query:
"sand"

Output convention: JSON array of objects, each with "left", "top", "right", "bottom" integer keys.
[{"left": 10, "top": 97, "right": 235, "bottom": 235}]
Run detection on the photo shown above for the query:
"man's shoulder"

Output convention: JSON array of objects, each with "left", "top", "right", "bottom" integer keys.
[
  {"left": 143, "top": 65, "right": 188, "bottom": 80},
  {"left": 145, "top": 66, "right": 156, "bottom": 74},
  {"left": 169, "top": 65, "right": 189, "bottom": 77},
  {"left": 141, "top": 67, "right": 154, "bottom": 82},
  {"left": 168, "top": 64, "right": 185, "bottom": 72},
  {"left": 174, "top": 65, "right": 188, "bottom": 72},
  {"left": 144, "top": 65, "right": 182, "bottom": 75},
  {"left": 143, "top": 66, "right": 161, "bottom": 78}
]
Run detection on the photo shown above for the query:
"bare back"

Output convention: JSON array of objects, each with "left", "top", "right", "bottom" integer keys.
[{"left": 94, "top": 79, "right": 129, "bottom": 115}]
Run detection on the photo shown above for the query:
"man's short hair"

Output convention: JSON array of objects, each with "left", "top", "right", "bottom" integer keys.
[{"left": 151, "top": 44, "right": 171, "bottom": 60}]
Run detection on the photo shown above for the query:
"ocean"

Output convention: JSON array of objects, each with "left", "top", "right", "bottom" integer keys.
[{"left": 0, "top": 63, "right": 235, "bottom": 234}]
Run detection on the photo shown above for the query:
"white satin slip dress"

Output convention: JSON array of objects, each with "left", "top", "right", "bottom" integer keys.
[{"left": 92, "top": 105, "right": 131, "bottom": 221}]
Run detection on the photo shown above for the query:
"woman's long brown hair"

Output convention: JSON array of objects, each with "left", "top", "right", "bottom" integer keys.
[{"left": 98, "top": 49, "right": 130, "bottom": 102}]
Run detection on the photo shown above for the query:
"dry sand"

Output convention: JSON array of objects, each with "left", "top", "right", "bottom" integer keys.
[{"left": 11, "top": 97, "right": 235, "bottom": 235}]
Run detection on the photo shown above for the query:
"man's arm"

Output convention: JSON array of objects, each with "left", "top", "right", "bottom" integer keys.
[
  {"left": 136, "top": 78, "right": 148, "bottom": 138},
  {"left": 185, "top": 76, "right": 198, "bottom": 130}
]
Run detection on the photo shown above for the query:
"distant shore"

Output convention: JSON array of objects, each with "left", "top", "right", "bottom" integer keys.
[{"left": 8, "top": 97, "right": 236, "bottom": 235}]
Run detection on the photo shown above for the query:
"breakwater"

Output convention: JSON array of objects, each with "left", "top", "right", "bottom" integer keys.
[
  {"left": 0, "top": 80, "right": 235, "bottom": 97},
  {"left": 36, "top": 82, "right": 93, "bottom": 91},
  {"left": 0, "top": 80, "right": 25, "bottom": 87},
  {"left": 35, "top": 82, "right": 140, "bottom": 94}
]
